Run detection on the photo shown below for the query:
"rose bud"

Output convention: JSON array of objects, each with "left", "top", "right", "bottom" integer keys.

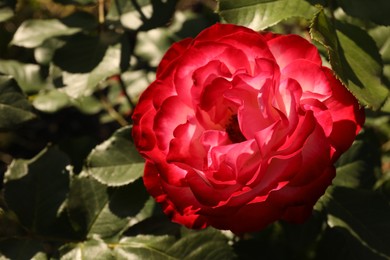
[{"left": 132, "top": 23, "right": 365, "bottom": 233}]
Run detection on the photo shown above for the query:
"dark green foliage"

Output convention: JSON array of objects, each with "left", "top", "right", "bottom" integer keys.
[{"left": 0, "top": 0, "right": 389, "bottom": 259}]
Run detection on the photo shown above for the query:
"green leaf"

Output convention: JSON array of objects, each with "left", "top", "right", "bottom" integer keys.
[
  {"left": 86, "top": 126, "right": 144, "bottom": 187},
  {"left": 217, "top": 0, "right": 316, "bottom": 30},
  {"left": 61, "top": 44, "right": 120, "bottom": 98},
  {"left": 336, "top": 0, "right": 390, "bottom": 26},
  {"left": 11, "top": 19, "right": 80, "bottom": 48},
  {"left": 0, "top": 239, "right": 46, "bottom": 260},
  {"left": 67, "top": 175, "right": 149, "bottom": 239},
  {"left": 53, "top": 0, "right": 96, "bottom": 5},
  {"left": 169, "top": 228, "right": 236, "bottom": 260},
  {"left": 320, "top": 186, "right": 390, "bottom": 258},
  {"left": 53, "top": 33, "right": 108, "bottom": 73},
  {"left": 138, "top": 0, "right": 176, "bottom": 31},
  {"left": 333, "top": 130, "right": 381, "bottom": 189},
  {"left": 3, "top": 146, "right": 70, "bottom": 235},
  {"left": 0, "top": 76, "right": 37, "bottom": 129},
  {"left": 113, "top": 228, "right": 235, "bottom": 260},
  {"left": 369, "top": 26, "right": 390, "bottom": 112},
  {"left": 32, "top": 89, "right": 71, "bottom": 113},
  {"left": 60, "top": 236, "right": 114, "bottom": 260},
  {"left": 0, "top": 60, "right": 45, "bottom": 93},
  {"left": 71, "top": 95, "right": 102, "bottom": 114},
  {"left": 106, "top": 0, "right": 150, "bottom": 22},
  {"left": 316, "top": 227, "right": 388, "bottom": 260},
  {"left": 310, "top": 10, "right": 389, "bottom": 110},
  {"left": 113, "top": 235, "right": 176, "bottom": 259},
  {"left": 61, "top": 11, "right": 98, "bottom": 30},
  {"left": 0, "top": 6, "right": 13, "bottom": 22}
]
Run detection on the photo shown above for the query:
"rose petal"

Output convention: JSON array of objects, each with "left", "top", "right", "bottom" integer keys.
[
  {"left": 154, "top": 96, "right": 194, "bottom": 151},
  {"left": 157, "top": 38, "right": 193, "bottom": 77},
  {"left": 282, "top": 60, "right": 332, "bottom": 99},
  {"left": 267, "top": 34, "right": 322, "bottom": 69}
]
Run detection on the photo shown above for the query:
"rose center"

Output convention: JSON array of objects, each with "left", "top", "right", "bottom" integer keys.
[{"left": 225, "top": 115, "right": 246, "bottom": 143}]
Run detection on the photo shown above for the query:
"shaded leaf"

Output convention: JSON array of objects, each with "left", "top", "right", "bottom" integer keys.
[
  {"left": 0, "top": 239, "right": 46, "bottom": 260},
  {"left": 67, "top": 175, "right": 149, "bottom": 239},
  {"left": 86, "top": 126, "right": 144, "bottom": 187},
  {"left": 319, "top": 186, "right": 390, "bottom": 258},
  {"left": 336, "top": 0, "right": 390, "bottom": 26},
  {"left": 53, "top": 33, "right": 108, "bottom": 73},
  {"left": 369, "top": 26, "right": 390, "bottom": 112},
  {"left": 11, "top": 19, "right": 80, "bottom": 48},
  {"left": 3, "top": 146, "right": 70, "bottom": 235},
  {"left": 333, "top": 130, "right": 381, "bottom": 189},
  {"left": 138, "top": 0, "right": 177, "bottom": 31},
  {"left": 0, "top": 76, "right": 36, "bottom": 129},
  {"left": 0, "top": 60, "right": 45, "bottom": 93},
  {"left": 310, "top": 10, "right": 389, "bottom": 110},
  {"left": 315, "top": 227, "right": 387, "bottom": 260},
  {"left": 61, "top": 11, "right": 98, "bottom": 30},
  {"left": 218, "top": 0, "right": 316, "bottom": 30}
]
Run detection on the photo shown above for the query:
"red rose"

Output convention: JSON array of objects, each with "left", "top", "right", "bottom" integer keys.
[{"left": 132, "top": 23, "right": 364, "bottom": 233}]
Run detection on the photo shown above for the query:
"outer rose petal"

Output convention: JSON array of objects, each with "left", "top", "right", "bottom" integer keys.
[
  {"left": 157, "top": 38, "right": 193, "bottom": 77},
  {"left": 132, "top": 23, "right": 365, "bottom": 234},
  {"left": 267, "top": 34, "right": 322, "bottom": 69}
]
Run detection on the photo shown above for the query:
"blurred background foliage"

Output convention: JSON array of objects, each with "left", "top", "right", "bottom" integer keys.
[{"left": 0, "top": 0, "right": 390, "bottom": 259}]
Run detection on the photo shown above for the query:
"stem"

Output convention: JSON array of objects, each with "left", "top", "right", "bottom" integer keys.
[
  {"left": 118, "top": 75, "right": 135, "bottom": 113},
  {"left": 98, "top": 0, "right": 105, "bottom": 25},
  {"left": 114, "top": 0, "right": 123, "bottom": 16},
  {"left": 98, "top": 90, "right": 128, "bottom": 127},
  {"left": 130, "top": 0, "right": 148, "bottom": 22}
]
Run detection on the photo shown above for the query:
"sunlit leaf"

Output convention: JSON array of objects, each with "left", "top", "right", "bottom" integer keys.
[
  {"left": 0, "top": 60, "right": 45, "bottom": 93},
  {"left": 60, "top": 236, "right": 114, "bottom": 260},
  {"left": 113, "top": 228, "right": 235, "bottom": 260},
  {"left": 168, "top": 228, "right": 236, "bottom": 259},
  {"left": 11, "top": 19, "right": 80, "bottom": 48},
  {"left": 61, "top": 44, "right": 120, "bottom": 98},
  {"left": 218, "top": 0, "right": 316, "bottom": 30},
  {"left": 0, "top": 76, "right": 37, "bottom": 129},
  {"left": 106, "top": 0, "right": 150, "bottom": 22},
  {"left": 86, "top": 126, "right": 144, "bottom": 186},
  {"left": 310, "top": 10, "right": 389, "bottom": 110},
  {"left": 0, "top": 6, "right": 13, "bottom": 22},
  {"left": 3, "top": 146, "right": 70, "bottom": 235},
  {"left": 32, "top": 89, "right": 71, "bottom": 113},
  {"left": 113, "top": 235, "right": 176, "bottom": 259}
]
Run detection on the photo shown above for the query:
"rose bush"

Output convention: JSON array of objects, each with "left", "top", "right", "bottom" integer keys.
[{"left": 132, "top": 23, "right": 365, "bottom": 233}]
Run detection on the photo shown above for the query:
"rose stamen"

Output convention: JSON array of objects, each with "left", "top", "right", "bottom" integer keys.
[{"left": 226, "top": 115, "right": 246, "bottom": 143}]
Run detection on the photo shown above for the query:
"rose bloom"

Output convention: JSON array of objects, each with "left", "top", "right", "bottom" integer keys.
[{"left": 132, "top": 23, "right": 364, "bottom": 233}]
